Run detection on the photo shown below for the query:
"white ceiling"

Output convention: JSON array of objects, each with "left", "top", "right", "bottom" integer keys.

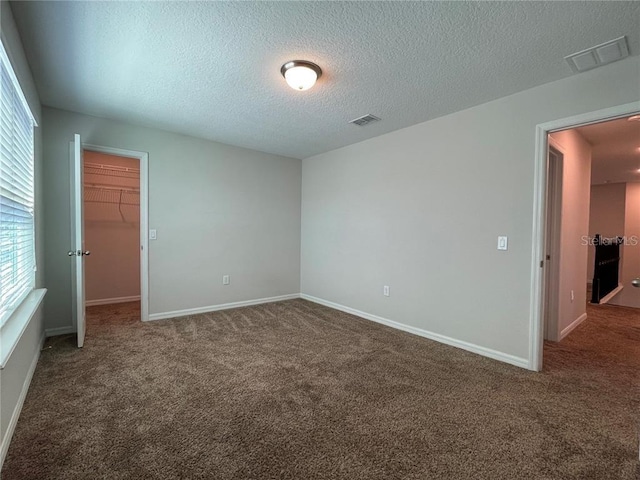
[
  {"left": 10, "top": 1, "right": 640, "bottom": 159},
  {"left": 577, "top": 117, "right": 640, "bottom": 185}
]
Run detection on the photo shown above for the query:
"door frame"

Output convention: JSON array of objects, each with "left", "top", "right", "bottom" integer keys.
[
  {"left": 82, "top": 143, "right": 150, "bottom": 322},
  {"left": 529, "top": 101, "right": 640, "bottom": 371}
]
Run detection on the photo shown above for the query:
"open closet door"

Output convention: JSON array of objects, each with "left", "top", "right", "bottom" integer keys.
[{"left": 69, "top": 134, "right": 89, "bottom": 347}]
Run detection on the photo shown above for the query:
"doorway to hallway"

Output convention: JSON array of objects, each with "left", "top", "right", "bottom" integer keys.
[{"left": 540, "top": 113, "right": 640, "bottom": 366}]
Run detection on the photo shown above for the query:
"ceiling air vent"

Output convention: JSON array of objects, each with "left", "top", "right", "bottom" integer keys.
[
  {"left": 565, "top": 36, "right": 629, "bottom": 73},
  {"left": 349, "top": 114, "right": 381, "bottom": 126}
]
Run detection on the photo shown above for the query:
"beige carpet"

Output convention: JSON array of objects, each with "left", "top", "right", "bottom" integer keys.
[{"left": 2, "top": 299, "right": 639, "bottom": 479}]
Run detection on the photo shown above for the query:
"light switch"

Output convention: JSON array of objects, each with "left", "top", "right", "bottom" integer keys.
[
  {"left": 497, "top": 236, "right": 508, "bottom": 251},
  {"left": 149, "top": 229, "right": 157, "bottom": 240}
]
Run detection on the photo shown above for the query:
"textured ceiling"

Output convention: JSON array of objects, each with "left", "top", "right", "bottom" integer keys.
[
  {"left": 10, "top": 1, "right": 640, "bottom": 159},
  {"left": 577, "top": 117, "right": 640, "bottom": 185}
]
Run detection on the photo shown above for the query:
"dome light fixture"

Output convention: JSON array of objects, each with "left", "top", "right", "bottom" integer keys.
[{"left": 280, "top": 60, "right": 322, "bottom": 91}]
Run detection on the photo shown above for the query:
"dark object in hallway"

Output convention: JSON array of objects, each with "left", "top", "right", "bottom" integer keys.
[
  {"left": 2, "top": 300, "right": 638, "bottom": 479},
  {"left": 591, "top": 234, "right": 622, "bottom": 303}
]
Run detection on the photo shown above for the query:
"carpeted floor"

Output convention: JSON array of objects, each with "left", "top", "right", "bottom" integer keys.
[{"left": 2, "top": 299, "right": 639, "bottom": 479}]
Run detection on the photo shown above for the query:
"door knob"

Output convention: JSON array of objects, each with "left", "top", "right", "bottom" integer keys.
[
  {"left": 632, "top": 278, "right": 640, "bottom": 288},
  {"left": 68, "top": 250, "right": 90, "bottom": 256}
]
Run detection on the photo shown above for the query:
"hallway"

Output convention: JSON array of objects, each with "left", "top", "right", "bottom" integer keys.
[{"left": 544, "top": 301, "right": 640, "bottom": 376}]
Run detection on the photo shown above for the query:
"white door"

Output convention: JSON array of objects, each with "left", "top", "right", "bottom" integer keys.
[{"left": 69, "top": 134, "right": 88, "bottom": 347}]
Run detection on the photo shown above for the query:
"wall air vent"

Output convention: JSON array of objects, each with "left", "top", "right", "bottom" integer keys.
[
  {"left": 349, "top": 114, "right": 381, "bottom": 126},
  {"left": 565, "top": 36, "right": 629, "bottom": 73}
]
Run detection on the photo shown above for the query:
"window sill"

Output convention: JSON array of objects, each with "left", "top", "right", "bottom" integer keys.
[{"left": 0, "top": 288, "right": 47, "bottom": 369}]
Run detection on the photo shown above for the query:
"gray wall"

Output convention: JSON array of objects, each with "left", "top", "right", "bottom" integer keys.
[
  {"left": 43, "top": 108, "right": 301, "bottom": 329},
  {"left": 301, "top": 56, "right": 640, "bottom": 364},
  {"left": 0, "top": 0, "right": 44, "bottom": 464}
]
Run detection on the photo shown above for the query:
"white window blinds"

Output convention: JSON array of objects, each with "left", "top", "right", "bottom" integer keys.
[{"left": 0, "top": 41, "right": 36, "bottom": 327}]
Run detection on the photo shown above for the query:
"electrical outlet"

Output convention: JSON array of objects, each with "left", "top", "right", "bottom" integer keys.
[
  {"left": 383, "top": 285, "right": 390, "bottom": 297},
  {"left": 223, "top": 275, "right": 230, "bottom": 285},
  {"left": 149, "top": 229, "right": 157, "bottom": 240},
  {"left": 571, "top": 290, "right": 574, "bottom": 302}
]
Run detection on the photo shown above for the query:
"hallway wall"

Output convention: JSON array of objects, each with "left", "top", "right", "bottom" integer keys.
[
  {"left": 611, "top": 183, "right": 640, "bottom": 308},
  {"left": 548, "top": 129, "right": 591, "bottom": 340}
]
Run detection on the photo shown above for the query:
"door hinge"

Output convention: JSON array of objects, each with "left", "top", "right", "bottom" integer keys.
[{"left": 540, "top": 260, "right": 544, "bottom": 268}]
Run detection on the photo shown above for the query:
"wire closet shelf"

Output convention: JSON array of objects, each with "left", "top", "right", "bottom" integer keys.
[{"left": 83, "top": 162, "right": 140, "bottom": 206}]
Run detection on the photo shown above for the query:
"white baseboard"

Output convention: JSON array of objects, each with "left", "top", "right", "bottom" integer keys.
[
  {"left": 85, "top": 295, "right": 140, "bottom": 307},
  {"left": 45, "top": 326, "right": 76, "bottom": 337},
  {"left": 147, "top": 294, "right": 301, "bottom": 321},
  {"left": 0, "top": 331, "right": 45, "bottom": 469},
  {"left": 300, "top": 294, "right": 530, "bottom": 370},
  {"left": 560, "top": 312, "right": 588, "bottom": 340}
]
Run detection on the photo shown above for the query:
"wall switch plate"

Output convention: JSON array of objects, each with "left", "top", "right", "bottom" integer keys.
[
  {"left": 383, "top": 285, "right": 390, "bottom": 296},
  {"left": 497, "top": 236, "right": 508, "bottom": 251},
  {"left": 149, "top": 229, "right": 157, "bottom": 240},
  {"left": 223, "top": 275, "right": 230, "bottom": 285}
]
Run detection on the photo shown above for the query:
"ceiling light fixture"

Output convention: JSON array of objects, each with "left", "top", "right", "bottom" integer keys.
[
  {"left": 629, "top": 115, "right": 640, "bottom": 122},
  {"left": 280, "top": 60, "right": 322, "bottom": 91}
]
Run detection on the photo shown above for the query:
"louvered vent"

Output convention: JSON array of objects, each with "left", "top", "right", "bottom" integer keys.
[
  {"left": 565, "top": 36, "right": 629, "bottom": 73},
  {"left": 349, "top": 114, "right": 381, "bottom": 126}
]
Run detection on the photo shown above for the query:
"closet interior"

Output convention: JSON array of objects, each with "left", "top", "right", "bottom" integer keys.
[{"left": 83, "top": 151, "right": 141, "bottom": 308}]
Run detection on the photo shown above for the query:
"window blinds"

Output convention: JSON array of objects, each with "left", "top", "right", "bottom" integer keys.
[{"left": 0, "top": 41, "right": 36, "bottom": 327}]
